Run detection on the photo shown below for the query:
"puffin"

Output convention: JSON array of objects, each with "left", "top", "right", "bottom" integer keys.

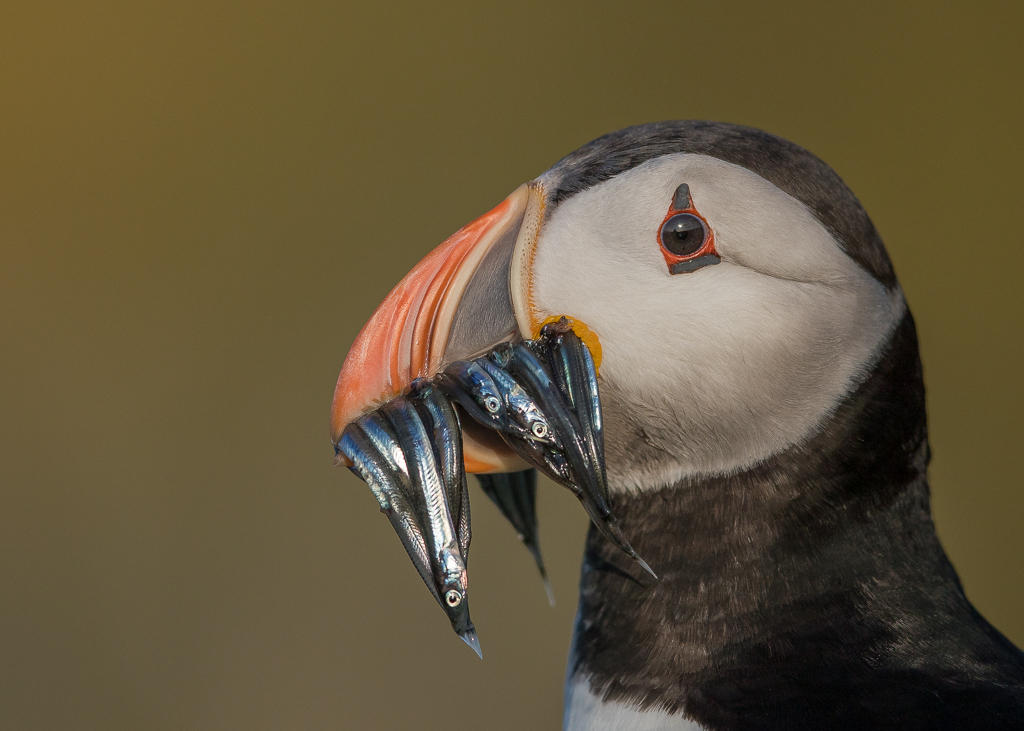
[{"left": 330, "top": 121, "right": 1024, "bottom": 729}]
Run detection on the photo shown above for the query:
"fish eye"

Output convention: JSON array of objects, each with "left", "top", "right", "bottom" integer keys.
[
  {"left": 531, "top": 422, "right": 549, "bottom": 439},
  {"left": 483, "top": 395, "right": 501, "bottom": 413},
  {"left": 445, "top": 589, "right": 463, "bottom": 607},
  {"left": 660, "top": 213, "right": 706, "bottom": 257}
]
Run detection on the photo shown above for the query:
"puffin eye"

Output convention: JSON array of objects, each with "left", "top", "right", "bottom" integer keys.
[{"left": 659, "top": 213, "right": 706, "bottom": 257}]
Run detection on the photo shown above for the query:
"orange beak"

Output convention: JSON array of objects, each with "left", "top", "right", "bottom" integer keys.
[{"left": 331, "top": 183, "right": 545, "bottom": 472}]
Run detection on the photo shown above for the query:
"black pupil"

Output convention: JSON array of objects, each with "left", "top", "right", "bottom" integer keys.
[{"left": 661, "top": 213, "right": 705, "bottom": 257}]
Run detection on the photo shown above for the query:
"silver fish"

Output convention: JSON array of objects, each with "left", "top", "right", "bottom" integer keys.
[
  {"left": 439, "top": 356, "right": 562, "bottom": 475},
  {"left": 337, "top": 384, "right": 480, "bottom": 657},
  {"left": 337, "top": 320, "right": 654, "bottom": 656},
  {"left": 450, "top": 320, "right": 656, "bottom": 579}
]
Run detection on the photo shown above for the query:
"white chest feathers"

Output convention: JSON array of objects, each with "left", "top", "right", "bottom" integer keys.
[{"left": 564, "top": 677, "right": 707, "bottom": 731}]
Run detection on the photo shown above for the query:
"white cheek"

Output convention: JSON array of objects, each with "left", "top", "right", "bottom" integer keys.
[{"left": 531, "top": 154, "right": 904, "bottom": 491}]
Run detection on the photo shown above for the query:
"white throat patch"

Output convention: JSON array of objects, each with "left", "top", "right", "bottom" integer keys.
[{"left": 531, "top": 154, "right": 904, "bottom": 492}]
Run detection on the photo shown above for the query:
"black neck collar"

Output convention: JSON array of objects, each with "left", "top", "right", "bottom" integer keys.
[{"left": 568, "top": 311, "right": 1023, "bottom": 725}]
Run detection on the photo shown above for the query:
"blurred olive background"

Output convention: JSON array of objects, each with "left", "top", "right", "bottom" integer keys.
[{"left": 1, "top": 1, "right": 1022, "bottom": 729}]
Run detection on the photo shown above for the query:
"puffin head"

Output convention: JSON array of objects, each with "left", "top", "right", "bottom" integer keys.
[{"left": 331, "top": 121, "right": 905, "bottom": 494}]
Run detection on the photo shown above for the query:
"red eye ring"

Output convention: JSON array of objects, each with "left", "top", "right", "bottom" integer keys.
[{"left": 658, "top": 185, "right": 719, "bottom": 274}]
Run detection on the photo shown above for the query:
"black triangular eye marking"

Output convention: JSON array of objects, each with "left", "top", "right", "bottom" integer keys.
[
  {"left": 669, "top": 254, "right": 720, "bottom": 274},
  {"left": 672, "top": 183, "right": 692, "bottom": 211}
]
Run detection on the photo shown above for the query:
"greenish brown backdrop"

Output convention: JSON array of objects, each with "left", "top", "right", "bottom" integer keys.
[{"left": 2, "top": 2, "right": 1021, "bottom": 729}]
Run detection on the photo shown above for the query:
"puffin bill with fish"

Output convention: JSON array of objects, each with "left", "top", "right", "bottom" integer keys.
[{"left": 330, "top": 121, "right": 1024, "bottom": 729}]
